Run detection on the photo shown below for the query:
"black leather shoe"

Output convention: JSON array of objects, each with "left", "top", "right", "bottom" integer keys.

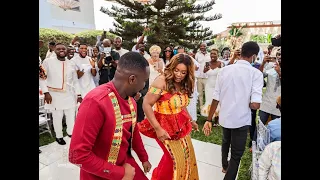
[{"left": 56, "top": 138, "right": 66, "bottom": 145}]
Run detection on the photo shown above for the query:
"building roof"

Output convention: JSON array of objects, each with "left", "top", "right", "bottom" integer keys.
[{"left": 228, "top": 20, "right": 281, "bottom": 28}]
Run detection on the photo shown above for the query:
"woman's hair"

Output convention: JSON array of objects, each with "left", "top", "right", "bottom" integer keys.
[
  {"left": 162, "top": 46, "right": 174, "bottom": 63},
  {"left": 221, "top": 47, "right": 230, "bottom": 56},
  {"left": 211, "top": 48, "right": 219, "bottom": 53},
  {"left": 149, "top": 45, "right": 161, "bottom": 54},
  {"left": 164, "top": 54, "right": 195, "bottom": 97}
]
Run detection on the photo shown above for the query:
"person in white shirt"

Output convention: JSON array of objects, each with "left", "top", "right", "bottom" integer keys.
[
  {"left": 45, "top": 42, "right": 57, "bottom": 59},
  {"left": 66, "top": 46, "right": 75, "bottom": 60},
  {"left": 253, "top": 48, "right": 281, "bottom": 142},
  {"left": 258, "top": 141, "right": 281, "bottom": 180},
  {"left": 71, "top": 43, "right": 97, "bottom": 99},
  {"left": 203, "top": 41, "right": 264, "bottom": 180},
  {"left": 133, "top": 43, "right": 151, "bottom": 60},
  {"left": 39, "top": 43, "right": 82, "bottom": 145},
  {"left": 114, "top": 36, "right": 129, "bottom": 57},
  {"left": 195, "top": 42, "right": 211, "bottom": 107},
  {"left": 91, "top": 46, "right": 100, "bottom": 87}
]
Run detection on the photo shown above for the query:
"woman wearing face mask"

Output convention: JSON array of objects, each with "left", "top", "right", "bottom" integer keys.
[
  {"left": 201, "top": 49, "right": 224, "bottom": 127},
  {"left": 148, "top": 45, "right": 164, "bottom": 86},
  {"left": 139, "top": 54, "right": 199, "bottom": 180},
  {"left": 252, "top": 48, "right": 281, "bottom": 143}
]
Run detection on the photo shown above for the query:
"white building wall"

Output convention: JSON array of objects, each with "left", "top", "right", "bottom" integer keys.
[{"left": 39, "top": 0, "right": 96, "bottom": 34}]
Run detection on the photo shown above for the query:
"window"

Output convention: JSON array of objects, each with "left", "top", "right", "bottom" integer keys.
[{"left": 71, "top": 0, "right": 80, "bottom": 12}]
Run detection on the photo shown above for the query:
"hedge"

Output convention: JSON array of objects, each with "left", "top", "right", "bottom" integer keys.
[
  {"left": 39, "top": 28, "right": 73, "bottom": 60},
  {"left": 75, "top": 30, "right": 116, "bottom": 47}
]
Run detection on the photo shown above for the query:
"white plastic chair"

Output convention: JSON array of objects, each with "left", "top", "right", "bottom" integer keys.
[
  {"left": 256, "top": 117, "right": 271, "bottom": 151},
  {"left": 249, "top": 117, "right": 271, "bottom": 179},
  {"left": 39, "top": 96, "right": 52, "bottom": 137}
]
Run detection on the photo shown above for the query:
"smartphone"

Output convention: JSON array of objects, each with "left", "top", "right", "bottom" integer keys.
[{"left": 205, "top": 62, "right": 210, "bottom": 67}]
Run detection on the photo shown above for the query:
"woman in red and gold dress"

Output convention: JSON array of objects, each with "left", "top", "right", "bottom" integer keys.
[{"left": 139, "top": 53, "right": 199, "bottom": 179}]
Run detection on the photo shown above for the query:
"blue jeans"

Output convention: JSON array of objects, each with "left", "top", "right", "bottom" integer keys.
[{"left": 253, "top": 110, "right": 280, "bottom": 141}]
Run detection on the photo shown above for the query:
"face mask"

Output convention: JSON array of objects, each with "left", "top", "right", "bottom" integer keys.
[
  {"left": 104, "top": 47, "right": 111, "bottom": 53},
  {"left": 75, "top": 47, "right": 79, "bottom": 52}
]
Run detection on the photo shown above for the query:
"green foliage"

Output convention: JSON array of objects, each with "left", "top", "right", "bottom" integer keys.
[
  {"left": 39, "top": 28, "right": 73, "bottom": 60},
  {"left": 75, "top": 30, "right": 116, "bottom": 46},
  {"left": 101, "top": 0, "right": 222, "bottom": 50},
  {"left": 250, "top": 34, "right": 273, "bottom": 43},
  {"left": 229, "top": 25, "right": 246, "bottom": 37}
]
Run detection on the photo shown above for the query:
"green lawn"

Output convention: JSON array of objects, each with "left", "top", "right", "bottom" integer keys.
[
  {"left": 39, "top": 126, "right": 67, "bottom": 146},
  {"left": 191, "top": 116, "right": 252, "bottom": 180}
]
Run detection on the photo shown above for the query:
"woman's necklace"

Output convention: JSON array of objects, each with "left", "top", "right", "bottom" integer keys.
[{"left": 150, "top": 58, "right": 159, "bottom": 68}]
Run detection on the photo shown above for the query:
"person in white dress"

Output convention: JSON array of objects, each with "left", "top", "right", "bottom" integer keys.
[
  {"left": 71, "top": 43, "right": 97, "bottom": 99},
  {"left": 177, "top": 47, "right": 200, "bottom": 122},
  {"left": 147, "top": 45, "right": 164, "bottom": 86},
  {"left": 201, "top": 48, "right": 224, "bottom": 126},
  {"left": 39, "top": 43, "right": 82, "bottom": 145}
]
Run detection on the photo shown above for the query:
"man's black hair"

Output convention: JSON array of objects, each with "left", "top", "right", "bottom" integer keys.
[
  {"left": 221, "top": 47, "right": 230, "bottom": 56},
  {"left": 118, "top": 52, "right": 149, "bottom": 71},
  {"left": 240, "top": 41, "right": 260, "bottom": 58},
  {"left": 79, "top": 43, "right": 87, "bottom": 47},
  {"left": 49, "top": 42, "right": 56, "bottom": 46},
  {"left": 67, "top": 46, "right": 75, "bottom": 51},
  {"left": 177, "top": 46, "right": 184, "bottom": 50},
  {"left": 55, "top": 43, "right": 66, "bottom": 46}
]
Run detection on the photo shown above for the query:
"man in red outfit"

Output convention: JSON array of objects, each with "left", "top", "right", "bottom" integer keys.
[{"left": 69, "top": 51, "right": 151, "bottom": 180}]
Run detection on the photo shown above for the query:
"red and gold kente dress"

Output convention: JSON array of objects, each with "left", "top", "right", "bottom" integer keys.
[{"left": 139, "top": 86, "right": 199, "bottom": 180}]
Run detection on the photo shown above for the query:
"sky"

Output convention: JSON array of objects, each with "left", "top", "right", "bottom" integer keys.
[{"left": 93, "top": 0, "right": 281, "bottom": 34}]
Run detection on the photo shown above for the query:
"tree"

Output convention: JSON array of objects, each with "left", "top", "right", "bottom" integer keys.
[{"left": 101, "top": 0, "right": 222, "bottom": 50}]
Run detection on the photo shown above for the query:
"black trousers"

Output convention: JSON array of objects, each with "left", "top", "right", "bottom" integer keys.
[
  {"left": 222, "top": 125, "right": 249, "bottom": 180},
  {"left": 136, "top": 98, "right": 144, "bottom": 122},
  {"left": 248, "top": 109, "right": 257, "bottom": 147}
]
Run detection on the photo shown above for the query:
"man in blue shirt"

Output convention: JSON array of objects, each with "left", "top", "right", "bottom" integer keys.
[{"left": 267, "top": 96, "right": 281, "bottom": 142}]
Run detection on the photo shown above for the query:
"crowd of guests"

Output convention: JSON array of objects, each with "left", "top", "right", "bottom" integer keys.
[{"left": 39, "top": 28, "right": 281, "bottom": 179}]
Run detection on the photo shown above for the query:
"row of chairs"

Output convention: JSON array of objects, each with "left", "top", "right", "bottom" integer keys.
[
  {"left": 250, "top": 117, "right": 271, "bottom": 180},
  {"left": 39, "top": 96, "right": 53, "bottom": 137}
]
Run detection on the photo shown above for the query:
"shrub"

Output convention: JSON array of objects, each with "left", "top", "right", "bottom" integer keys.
[
  {"left": 39, "top": 28, "right": 73, "bottom": 60},
  {"left": 75, "top": 30, "right": 116, "bottom": 47}
]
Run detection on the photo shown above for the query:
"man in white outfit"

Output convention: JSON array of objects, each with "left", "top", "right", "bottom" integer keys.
[
  {"left": 71, "top": 43, "right": 97, "bottom": 98},
  {"left": 39, "top": 43, "right": 82, "bottom": 145},
  {"left": 195, "top": 42, "right": 211, "bottom": 107},
  {"left": 114, "top": 36, "right": 129, "bottom": 57}
]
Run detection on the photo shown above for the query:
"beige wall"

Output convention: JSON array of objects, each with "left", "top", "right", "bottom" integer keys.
[{"left": 241, "top": 26, "right": 281, "bottom": 42}]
